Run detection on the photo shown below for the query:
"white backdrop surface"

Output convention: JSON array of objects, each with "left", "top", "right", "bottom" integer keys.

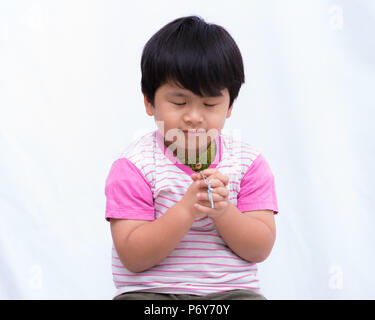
[{"left": 1, "top": 0, "right": 374, "bottom": 299}]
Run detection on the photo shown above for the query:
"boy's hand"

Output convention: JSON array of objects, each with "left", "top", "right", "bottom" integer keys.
[
  {"left": 191, "top": 169, "right": 230, "bottom": 219},
  {"left": 180, "top": 178, "right": 208, "bottom": 219}
]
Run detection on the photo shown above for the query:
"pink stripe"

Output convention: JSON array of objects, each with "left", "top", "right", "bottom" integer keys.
[
  {"left": 139, "top": 162, "right": 153, "bottom": 171},
  {"left": 218, "top": 161, "right": 241, "bottom": 167},
  {"left": 166, "top": 255, "right": 244, "bottom": 261},
  {"left": 132, "top": 156, "right": 170, "bottom": 165},
  {"left": 155, "top": 262, "right": 255, "bottom": 268},
  {"left": 144, "top": 170, "right": 155, "bottom": 178},
  {"left": 185, "top": 283, "right": 260, "bottom": 289},
  {"left": 114, "top": 280, "right": 180, "bottom": 285},
  {"left": 229, "top": 181, "right": 240, "bottom": 185},
  {"left": 232, "top": 150, "right": 258, "bottom": 156},
  {"left": 155, "top": 184, "right": 186, "bottom": 194},
  {"left": 132, "top": 285, "right": 258, "bottom": 292},
  {"left": 199, "top": 221, "right": 214, "bottom": 228},
  {"left": 231, "top": 140, "right": 254, "bottom": 147},
  {"left": 149, "top": 286, "right": 229, "bottom": 292},
  {"left": 154, "top": 200, "right": 170, "bottom": 209},
  {"left": 234, "top": 148, "right": 258, "bottom": 156},
  {"left": 240, "top": 164, "right": 250, "bottom": 168},
  {"left": 113, "top": 280, "right": 259, "bottom": 289},
  {"left": 112, "top": 264, "right": 258, "bottom": 274},
  {"left": 112, "top": 272, "right": 231, "bottom": 279},
  {"left": 112, "top": 272, "right": 258, "bottom": 284},
  {"left": 223, "top": 273, "right": 258, "bottom": 283},
  {"left": 154, "top": 151, "right": 170, "bottom": 158},
  {"left": 229, "top": 148, "right": 258, "bottom": 155},
  {"left": 112, "top": 245, "right": 230, "bottom": 251},
  {"left": 194, "top": 216, "right": 209, "bottom": 222},
  {"left": 127, "top": 154, "right": 146, "bottom": 161},
  {"left": 155, "top": 184, "right": 186, "bottom": 189},
  {"left": 154, "top": 163, "right": 176, "bottom": 168},
  {"left": 174, "top": 248, "right": 232, "bottom": 252},
  {"left": 187, "top": 232, "right": 221, "bottom": 238},
  {"left": 113, "top": 250, "right": 237, "bottom": 261},
  {"left": 141, "top": 268, "right": 257, "bottom": 273},
  {"left": 161, "top": 190, "right": 185, "bottom": 196},
  {"left": 155, "top": 176, "right": 191, "bottom": 184},
  {"left": 155, "top": 169, "right": 187, "bottom": 176},
  {"left": 180, "top": 240, "right": 227, "bottom": 246},
  {"left": 154, "top": 208, "right": 164, "bottom": 215},
  {"left": 217, "top": 165, "right": 242, "bottom": 172},
  {"left": 113, "top": 248, "right": 233, "bottom": 260},
  {"left": 157, "top": 195, "right": 178, "bottom": 203},
  {"left": 113, "top": 246, "right": 246, "bottom": 253}
]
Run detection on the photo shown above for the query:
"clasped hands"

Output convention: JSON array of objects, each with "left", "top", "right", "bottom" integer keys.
[{"left": 191, "top": 168, "right": 230, "bottom": 219}]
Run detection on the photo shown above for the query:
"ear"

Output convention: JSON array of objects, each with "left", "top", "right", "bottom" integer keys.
[
  {"left": 226, "top": 104, "right": 233, "bottom": 118},
  {"left": 144, "top": 94, "right": 154, "bottom": 116}
]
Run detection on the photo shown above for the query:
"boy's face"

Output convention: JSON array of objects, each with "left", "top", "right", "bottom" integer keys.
[{"left": 144, "top": 81, "right": 233, "bottom": 159}]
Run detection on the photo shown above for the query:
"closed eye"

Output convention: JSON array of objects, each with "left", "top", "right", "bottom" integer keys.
[{"left": 170, "top": 102, "right": 216, "bottom": 107}]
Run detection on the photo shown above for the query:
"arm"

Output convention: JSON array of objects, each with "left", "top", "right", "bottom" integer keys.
[
  {"left": 106, "top": 158, "right": 197, "bottom": 273},
  {"left": 212, "top": 204, "right": 276, "bottom": 263},
  {"left": 111, "top": 202, "right": 195, "bottom": 273},
  {"left": 109, "top": 172, "right": 204, "bottom": 274},
  {"left": 193, "top": 155, "right": 278, "bottom": 263}
]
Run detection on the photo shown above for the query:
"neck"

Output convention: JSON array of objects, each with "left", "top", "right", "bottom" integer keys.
[{"left": 173, "top": 142, "right": 211, "bottom": 160}]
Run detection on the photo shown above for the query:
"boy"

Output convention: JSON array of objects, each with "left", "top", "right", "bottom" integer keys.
[{"left": 105, "top": 15, "right": 278, "bottom": 300}]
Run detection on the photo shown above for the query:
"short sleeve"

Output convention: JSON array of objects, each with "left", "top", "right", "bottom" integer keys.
[
  {"left": 237, "top": 154, "right": 279, "bottom": 214},
  {"left": 104, "top": 158, "right": 155, "bottom": 221}
]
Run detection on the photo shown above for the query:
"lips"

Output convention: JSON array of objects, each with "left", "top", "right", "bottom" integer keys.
[
  {"left": 182, "top": 129, "right": 206, "bottom": 133},
  {"left": 183, "top": 131, "right": 205, "bottom": 137}
]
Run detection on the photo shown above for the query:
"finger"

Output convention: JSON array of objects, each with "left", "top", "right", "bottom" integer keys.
[
  {"left": 212, "top": 186, "right": 229, "bottom": 198},
  {"left": 191, "top": 173, "right": 203, "bottom": 181},
  {"left": 197, "top": 179, "right": 223, "bottom": 190},
  {"left": 210, "top": 172, "right": 229, "bottom": 186},
  {"left": 194, "top": 202, "right": 212, "bottom": 214},
  {"left": 200, "top": 168, "right": 217, "bottom": 176},
  {"left": 208, "top": 178, "right": 225, "bottom": 188},
  {"left": 196, "top": 200, "right": 211, "bottom": 208},
  {"left": 194, "top": 201, "right": 228, "bottom": 212},
  {"left": 196, "top": 192, "right": 225, "bottom": 202},
  {"left": 201, "top": 169, "right": 229, "bottom": 187},
  {"left": 218, "top": 172, "right": 229, "bottom": 186}
]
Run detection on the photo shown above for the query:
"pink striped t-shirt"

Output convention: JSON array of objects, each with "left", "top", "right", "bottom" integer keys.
[{"left": 105, "top": 130, "right": 278, "bottom": 298}]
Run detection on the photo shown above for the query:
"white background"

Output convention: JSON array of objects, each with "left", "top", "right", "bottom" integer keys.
[{"left": 1, "top": 0, "right": 374, "bottom": 299}]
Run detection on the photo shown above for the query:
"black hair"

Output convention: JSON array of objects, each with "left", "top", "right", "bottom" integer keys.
[{"left": 141, "top": 15, "right": 245, "bottom": 108}]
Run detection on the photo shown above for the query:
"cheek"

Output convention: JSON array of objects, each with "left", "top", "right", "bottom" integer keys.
[
  {"left": 208, "top": 112, "right": 227, "bottom": 127},
  {"left": 153, "top": 103, "right": 172, "bottom": 121}
]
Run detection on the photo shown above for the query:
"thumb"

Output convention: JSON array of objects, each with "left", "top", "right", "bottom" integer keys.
[{"left": 191, "top": 173, "right": 202, "bottom": 181}]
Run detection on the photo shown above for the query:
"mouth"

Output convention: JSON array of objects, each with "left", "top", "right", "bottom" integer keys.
[{"left": 182, "top": 129, "right": 206, "bottom": 134}]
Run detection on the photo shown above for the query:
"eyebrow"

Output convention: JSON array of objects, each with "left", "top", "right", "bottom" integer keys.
[{"left": 167, "top": 91, "right": 224, "bottom": 98}]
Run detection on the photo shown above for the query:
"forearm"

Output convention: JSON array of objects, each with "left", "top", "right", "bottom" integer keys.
[
  {"left": 212, "top": 202, "right": 275, "bottom": 263},
  {"left": 121, "top": 202, "right": 194, "bottom": 273}
]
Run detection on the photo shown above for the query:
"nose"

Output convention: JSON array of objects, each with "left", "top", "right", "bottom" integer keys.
[{"left": 183, "top": 106, "right": 203, "bottom": 126}]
